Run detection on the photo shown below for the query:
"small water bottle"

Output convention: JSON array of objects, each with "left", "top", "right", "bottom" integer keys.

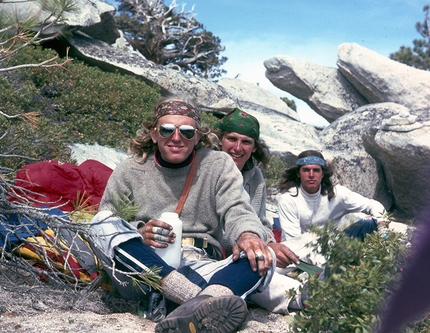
[{"left": 153, "top": 212, "right": 183, "bottom": 269}]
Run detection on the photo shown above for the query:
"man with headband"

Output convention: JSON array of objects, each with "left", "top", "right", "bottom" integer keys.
[
  {"left": 91, "top": 96, "right": 275, "bottom": 333},
  {"left": 276, "top": 150, "right": 390, "bottom": 310},
  {"left": 213, "top": 108, "right": 276, "bottom": 247},
  {"left": 212, "top": 108, "right": 306, "bottom": 314},
  {"left": 278, "top": 150, "right": 387, "bottom": 242}
]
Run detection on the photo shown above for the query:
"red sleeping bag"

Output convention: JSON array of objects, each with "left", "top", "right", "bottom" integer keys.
[{"left": 12, "top": 159, "right": 113, "bottom": 212}]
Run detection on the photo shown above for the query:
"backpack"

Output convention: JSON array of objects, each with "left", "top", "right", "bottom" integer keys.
[{"left": 2, "top": 208, "right": 101, "bottom": 285}]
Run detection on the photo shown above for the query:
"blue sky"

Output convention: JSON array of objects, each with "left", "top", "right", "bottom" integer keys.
[{"left": 177, "top": 0, "right": 426, "bottom": 126}]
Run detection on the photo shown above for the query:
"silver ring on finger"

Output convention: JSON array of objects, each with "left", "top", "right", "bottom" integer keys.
[
  {"left": 154, "top": 234, "right": 167, "bottom": 242},
  {"left": 255, "top": 253, "right": 265, "bottom": 261},
  {"left": 160, "top": 228, "right": 171, "bottom": 236},
  {"left": 152, "top": 226, "right": 171, "bottom": 236},
  {"left": 152, "top": 227, "right": 163, "bottom": 235}
]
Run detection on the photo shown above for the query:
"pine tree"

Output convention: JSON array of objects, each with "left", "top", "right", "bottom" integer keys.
[
  {"left": 0, "top": 0, "right": 74, "bottom": 72},
  {"left": 115, "top": 0, "right": 227, "bottom": 79},
  {"left": 390, "top": 5, "right": 430, "bottom": 70}
]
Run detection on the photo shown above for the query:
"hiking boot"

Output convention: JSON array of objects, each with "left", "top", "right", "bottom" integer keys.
[
  {"left": 288, "top": 281, "right": 311, "bottom": 311},
  {"left": 154, "top": 294, "right": 248, "bottom": 333},
  {"left": 300, "top": 281, "right": 310, "bottom": 308},
  {"left": 137, "top": 291, "right": 167, "bottom": 322}
]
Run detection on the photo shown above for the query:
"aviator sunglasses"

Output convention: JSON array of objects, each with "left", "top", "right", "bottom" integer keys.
[{"left": 155, "top": 124, "right": 197, "bottom": 140}]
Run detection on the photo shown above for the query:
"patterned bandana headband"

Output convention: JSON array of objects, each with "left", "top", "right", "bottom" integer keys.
[
  {"left": 296, "top": 156, "right": 325, "bottom": 166},
  {"left": 154, "top": 100, "right": 200, "bottom": 123},
  {"left": 214, "top": 108, "right": 260, "bottom": 141}
]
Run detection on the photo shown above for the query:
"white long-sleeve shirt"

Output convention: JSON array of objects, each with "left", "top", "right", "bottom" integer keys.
[{"left": 278, "top": 184, "right": 385, "bottom": 241}]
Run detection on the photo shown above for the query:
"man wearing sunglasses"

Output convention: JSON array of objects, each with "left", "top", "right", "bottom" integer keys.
[{"left": 93, "top": 97, "right": 275, "bottom": 333}]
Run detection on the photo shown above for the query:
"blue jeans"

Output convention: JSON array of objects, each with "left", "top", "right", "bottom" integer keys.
[
  {"left": 343, "top": 218, "right": 378, "bottom": 241},
  {"left": 113, "top": 238, "right": 263, "bottom": 299}
]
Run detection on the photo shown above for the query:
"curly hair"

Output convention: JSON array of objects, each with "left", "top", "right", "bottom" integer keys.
[
  {"left": 278, "top": 150, "right": 335, "bottom": 200},
  {"left": 212, "top": 129, "right": 271, "bottom": 169},
  {"left": 128, "top": 96, "right": 217, "bottom": 163}
]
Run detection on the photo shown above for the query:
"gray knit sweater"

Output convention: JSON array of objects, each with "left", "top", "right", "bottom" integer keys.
[
  {"left": 242, "top": 166, "right": 275, "bottom": 243},
  {"left": 99, "top": 148, "right": 268, "bottom": 258}
]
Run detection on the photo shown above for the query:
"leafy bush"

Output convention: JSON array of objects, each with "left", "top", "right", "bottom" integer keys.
[
  {"left": 287, "top": 222, "right": 430, "bottom": 333},
  {"left": 199, "top": 111, "right": 219, "bottom": 129},
  {"left": 262, "top": 154, "right": 288, "bottom": 188},
  {"left": 1, "top": 46, "right": 161, "bottom": 170}
]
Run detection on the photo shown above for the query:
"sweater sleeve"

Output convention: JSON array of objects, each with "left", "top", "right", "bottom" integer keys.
[
  {"left": 214, "top": 154, "right": 268, "bottom": 247},
  {"left": 278, "top": 192, "right": 302, "bottom": 241},
  {"left": 244, "top": 167, "right": 275, "bottom": 243}
]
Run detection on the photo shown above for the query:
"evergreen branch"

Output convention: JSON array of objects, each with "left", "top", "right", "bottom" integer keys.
[
  {"left": 110, "top": 193, "right": 140, "bottom": 221},
  {"left": 131, "top": 265, "right": 163, "bottom": 293}
]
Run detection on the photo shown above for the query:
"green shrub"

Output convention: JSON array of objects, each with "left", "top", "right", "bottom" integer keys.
[
  {"left": 199, "top": 111, "right": 219, "bottom": 129},
  {"left": 288, "top": 222, "right": 430, "bottom": 333},
  {"left": 1, "top": 46, "right": 161, "bottom": 170},
  {"left": 262, "top": 154, "right": 288, "bottom": 188}
]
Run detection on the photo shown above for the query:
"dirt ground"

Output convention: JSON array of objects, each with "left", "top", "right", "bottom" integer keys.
[
  {"left": 0, "top": 267, "right": 294, "bottom": 333},
  {"left": 0, "top": 308, "right": 294, "bottom": 333}
]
